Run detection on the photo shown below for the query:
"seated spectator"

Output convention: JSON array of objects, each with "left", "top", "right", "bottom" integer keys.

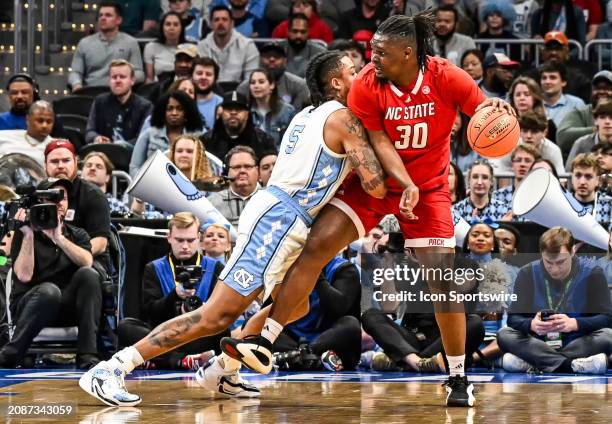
[
  {"left": 318, "top": 0, "right": 356, "bottom": 36},
  {"left": 258, "top": 151, "right": 277, "bottom": 187},
  {"left": 80, "top": 151, "right": 130, "bottom": 217},
  {"left": 208, "top": 145, "right": 260, "bottom": 226},
  {"left": 0, "top": 74, "right": 38, "bottom": 131},
  {"left": 530, "top": 157, "right": 561, "bottom": 180},
  {"left": 130, "top": 91, "right": 204, "bottom": 176},
  {"left": 594, "top": 143, "right": 612, "bottom": 174},
  {"left": 236, "top": 42, "right": 310, "bottom": 110},
  {"left": 479, "top": 53, "right": 519, "bottom": 99},
  {"left": 566, "top": 99, "right": 612, "bottom": 169},
  {"left": 192, "top": 57, "right": 223, "bottom": 131},
  {"left": 273, "top": 0, "right": 333, "bottom": 43},
  {"left": 453, "top": 160, "right": 509, "bottom": 221},
  {"left": 69, "top": 2, "right": 144, "bottom": 91},
  {"left": 196, "top": 5, "right": 259, "bottom": 83},
  {"left": 117, "top": 212, "right": 229, "bottom": 370},
  {"left": 210, "top": 0, "right": 267, "bottom": 20},
  {"left": 274, "top": 257, "right": 362, "bottom": 371},
  {"left": 557, "top": 71, "right": 612, "bottom": 156},
  {"left": 168, "top": 133, "right": 223, "bottom": 180},
  {"left": 248, "top": 68, "right": 296, "bottom": 149},
  {"left": 498, "top": 227, "right": 612, "bottom": 374},
  {"left": 531, "top": 0, "right": 586, "bottom": 45},
  {"left": 575, "top": 0, "right": 603, "bottom": 41},
  {"left": 225, "top": 0, "right": 268, "bottom": 38},
  {"left": 508, "top": 76, "right": 557, "bottom": 142},
  {"left": 511, "top": 0, "right": 539, "bottom": 38},
  {"left": 337, "top": 0, "right": 390, "bottom": 41},
  {"left": 327, "top": 39, "right": 367, "bottom": 74},
  {"left": 147, "top": 45, "right": 199, "bottom": 105},
  {"left": 144, "top": 12, "right": 187, "bottom": 83},
  {"left": 139, "top": 77, "right": 198, "bottom": 134},
  {"left": 436, "top": 0, "right": 476, "bottom": 36},
  {"left": 85, "top": 60, "right": 152, "bottom": 150},
  {"left": 432, "top": 5, "right": 476, "bottom": 66},
  {"left": 44, "top": 140, "right": 111, "bottom": 269},
  {"left": 494, "top": 224, "right": 521, "bottom": 261},
  {"left": 119, "top": 0, "right": 160, "bottom": 36},
  {"left": 201, "top": 91, "right": 276, "bottom": 160},
  {"left": 282, "top": 13, "right": 327, "bottom": 78},
  {"left": 477, "top": 0, "right": 521, "bottom": 61},
  {"left": 450, "top": 112, "right": 481, "bottom": 173},
  {"left": 200, "top": 221, "right": 232, "bottom": 264},
  {"left": 0, "top": 178, "right": 100, "bottom": 369},
  {"left": 569, "top": 153, "right": 611, "bottom": 224},
  {"left": 594, "top": 2, "right": 612, "bottom": 67},
  {"left": 460, "top": 49, "right": 484, "bottom": 84},
  {"left": 449, "top": 162, "right": 467, "bottom": 205},
  {"left": 541, "top": 62, "right": 586, "bottom": 128},
  {"left": 0, "top": 100, "right": 54, "bottom": 165},
  {"left": 168, "top": 0, "right": 209, "bottom": 43}
]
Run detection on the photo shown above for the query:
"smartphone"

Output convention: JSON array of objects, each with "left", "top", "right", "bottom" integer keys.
[{"left": 540, "top": 309, "right": 556, "bottom": 321}]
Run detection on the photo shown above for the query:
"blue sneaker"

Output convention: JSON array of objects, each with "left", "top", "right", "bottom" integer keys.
[{"left": 78, "top": 361, "right": 141, "bottom": 407}]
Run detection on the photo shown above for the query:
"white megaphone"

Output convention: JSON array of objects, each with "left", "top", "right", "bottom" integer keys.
[
  {"left": 512, "top": 168, "right": 608, "bottom": 250},
  {"left": 127, "top": 150, "right": 237, "bottom": 240},
  {"left": 452, "top": 208, "right": 471, "bottom": 248}
]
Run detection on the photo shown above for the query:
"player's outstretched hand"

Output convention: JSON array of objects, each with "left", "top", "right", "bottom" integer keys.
[
  {"left": 475, "top": 98, "right": 516, "bottom": 116},
  {"left": 400, "top": 184, "right": 419, "bottom": 220}
]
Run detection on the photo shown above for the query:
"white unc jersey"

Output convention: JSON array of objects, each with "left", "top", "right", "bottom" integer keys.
[{"left": 267, "top": 100, "right": 352, "bottom": 218}]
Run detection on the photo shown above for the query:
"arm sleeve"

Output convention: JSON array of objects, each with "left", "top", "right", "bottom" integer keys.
[
  {"left": 85, "top": 98, "right": 101, "bottom": 144},
  {"left": 129, "top": 39, "right": 146, "bottom": 84},
  {"left": 81, "top": 190, "right": 111, "bottom": 240},
  {"left": 507, "top": 266, "right": 535, "bottom": 334},
  {"left": 142, "top": 263, "right": 180, "bottom": 324},
  {"left": 565, "top": 139, "right": 583, "bottom": 171},
  {"left": 68, "top": 41, "right": 85, "bottom": 87},
  {"left": 575, "top": 267, "right": 612, "bottom": 333},
  {"left": 9, "top": 229, "right": 24, "bottom": 261},
  {"left": 243, "top": 41, "right": 261, "bottom": 80},
  {"left": 143, "top": 42, "right": 155, "bottom": 65},
  {"left": 129, "top": 130, "right": 150, "bottom": 177},
  {"left": 70, "top": 226, "right": 92, "bottom": 252},
  {"left": 442, "top": 64, "right": 486, "bottom": 117},
  {"left": 556, "top": 110, "right": 593, "bottom": 153},
  {"left": 347, "top": 75, "right": 385, "bottom": 131},
  {"left": 316, "top": 263, "right": 361, "bottom": 320}
]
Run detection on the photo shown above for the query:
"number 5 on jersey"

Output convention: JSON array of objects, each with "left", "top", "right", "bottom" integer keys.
[
  {"left": 395, "top": 123, "right": 428, "bottom": 149},
  {"left": 285, "top": 124, "right": 305, "bottom": 154}
]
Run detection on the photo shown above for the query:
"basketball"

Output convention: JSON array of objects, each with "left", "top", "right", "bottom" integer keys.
[{"left": 467, "top": 107, "right": 520, "bottom": 158}]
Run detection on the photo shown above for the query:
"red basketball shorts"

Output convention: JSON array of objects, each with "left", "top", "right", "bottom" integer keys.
[{"left": 330, "top": 173, "right": 456, "bottom": 248}]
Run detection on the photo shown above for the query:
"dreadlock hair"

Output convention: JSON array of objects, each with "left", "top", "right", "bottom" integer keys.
[
  {"left": 305, "top": 50, "right": 348, "bottom": 107},
  {"left": 375, "top": 10, "right": 435, "bottom": 72}
]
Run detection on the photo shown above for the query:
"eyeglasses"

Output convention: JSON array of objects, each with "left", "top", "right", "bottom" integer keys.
[{"left": 228, "top": 164, "right": 257, "bottom": 171}]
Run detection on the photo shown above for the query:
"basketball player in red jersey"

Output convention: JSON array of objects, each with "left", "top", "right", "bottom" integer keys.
[{"left": 222, "top": 12, "right": 514, "bottom": 407}]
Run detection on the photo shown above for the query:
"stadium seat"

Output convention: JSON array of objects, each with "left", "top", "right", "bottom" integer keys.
[
  {"left": 53, "top": 95, "right": 94, "bottom": 118},
  {"left": 62, "top": 127, "right": 86, "bottom": 151},
  {"left": 79, "top": 143, "right": 131, "bottom": 173},
  {"left": 72, "top": 85, "right": 110, "bottom": 98},
  {"left": 57, "top": 113, "right": 88, "bottom": 134}
]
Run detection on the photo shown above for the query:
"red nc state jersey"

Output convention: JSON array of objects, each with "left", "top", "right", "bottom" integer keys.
[{"left": 348, "top": 57, "right": 485, "bottom": 192}]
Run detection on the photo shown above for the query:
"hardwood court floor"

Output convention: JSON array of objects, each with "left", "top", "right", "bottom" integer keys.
[{"left": 1, "top": 370, "right": 611, "bottom": 423}]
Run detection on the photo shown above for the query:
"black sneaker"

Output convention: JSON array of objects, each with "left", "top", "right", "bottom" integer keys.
[
  {"left": 221, "top": 335, "right": 274, "bottom": 374},
  {"left": 443, "top": 375, "right": 475, "bottom": 407}
]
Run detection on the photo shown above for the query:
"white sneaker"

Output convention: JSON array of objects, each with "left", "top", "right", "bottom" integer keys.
[
  {"left": 571, "top": 353, "right": 608, "bottom": 375},
  {"left": 79, "top": 406, "right": 141, "bottom": 424},
  {"left": 195, "top": 357, "right": 260, "bottom": 398},
  {"left": 502, "top": 353, "right": 532, "bottom": 373},
  {"left": 79, "top": 361, "right": 141, "bottom": 407}
]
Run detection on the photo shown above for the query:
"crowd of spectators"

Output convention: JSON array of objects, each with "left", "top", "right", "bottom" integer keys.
[{"left": 0, "top": 0, "right": 611, "bottom": 373}]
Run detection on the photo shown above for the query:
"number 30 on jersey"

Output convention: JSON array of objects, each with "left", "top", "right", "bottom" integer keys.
[{"left": 394, "top": 123, "right": 429, "bottom": 149}]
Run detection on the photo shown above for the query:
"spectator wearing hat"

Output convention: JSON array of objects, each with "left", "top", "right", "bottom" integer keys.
[
  {"left": 85, "top": 60, "right": 152, "bottom": 150},
  {"left": 147, "top": 44, "right": 199, "bottom": 104},
  {"left": 557, "top": 71, "right": 612, "bottom": 154},
  {"left": 282, "top": 13, "right": 326, "bottom": 78},
  {"left": 168, "top": 0, "right": 210, "bottom": 43},
  {"left": 540, "top": 61, "right": 586, "bottom": 128},
  {"left": 477, "top": 0, "right": 521, "bottom": 61},
  {"left": 201, "top": 90, "right": 276, "bottom": 160},
  {"left": 235, "top": 42, "right": 310, "bottom": 110},
  {"left": 531, "top": 0, "right": 586, "bottom": 45},
  {"left": 432, "top": 5, "right": 476, "bottom": 66},
  {"left": 0, "top": 100, "right": 55, "bottom": 166},
  {"left": 479, "top": 53, "right": 520, "bottom": 99},
  {"left": 566, "top": 99, "right": 612, "bottom": 170},
  {"left": 271, "top": 0, "right": 333, "bottom": 43},
  {"left": 337, "top": 0, "right": 390, "bottom": 40},
  {"left": 69, "top": 1, "right": 144, "bottom": 91},
  {"left": 80, "top": 151, "right": 131, "bottom": 216},
  {"left": 43, "top": 140, "right": 112, "bottom": 270},
  {"left": 0, "top": 177, "right": 102, "bottom": 369},
  {"left": 143, "top": 12, "right": 188, "bottom": 83},
  {"left": 196, "top": 5, "right": 259, "bottom": 83}
]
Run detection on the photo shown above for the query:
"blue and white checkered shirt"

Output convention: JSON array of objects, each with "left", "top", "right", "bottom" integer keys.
[{"left": 452, "top": 196, "right": 509, "bottom": 221}]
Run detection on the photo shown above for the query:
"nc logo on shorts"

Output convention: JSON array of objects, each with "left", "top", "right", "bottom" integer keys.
[{"left": 233, "top": 268, "right": 254, "bottom": 289}]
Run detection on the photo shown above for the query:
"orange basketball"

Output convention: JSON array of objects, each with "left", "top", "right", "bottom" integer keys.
[{"left": 467, "top": 106, "right": 520, "bottom": 158}]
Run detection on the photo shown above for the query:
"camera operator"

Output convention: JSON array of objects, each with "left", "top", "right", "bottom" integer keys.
[
  {"left": 498, "top": 227, "right": 612, "bottom": 374},
  {"left": 116, "top": 212, "right": 229, "bottom": 370},
  {"left": 0, "top": 178, "right": 102, "bottom": 369}
]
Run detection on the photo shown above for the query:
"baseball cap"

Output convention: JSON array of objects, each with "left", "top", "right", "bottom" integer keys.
[
  {"left": 544, "top": 31, "right": 569, "bottom": 47},
  {"left": 592, "top": 70, "right": 612, "bottom": 86},
  {"left": 175, "top": 44, "right": 198, "bottom": 59},
  {"left": 259, "top": 42, "right": 286, "bottom": 57},
  {"left": 221, "top": 91, "right": 249, "bottom": 109},
  {"left": 483, "top": 52, "right": 520, "bottom": 69},
  {"left": 37, "top": 177, "right": 73, "bottom": 192},
  {"left": 44, "top": 139, "right": 76, "bottom": 157}
]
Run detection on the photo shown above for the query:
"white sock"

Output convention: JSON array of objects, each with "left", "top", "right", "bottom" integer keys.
[
  {"left": 217, "top": 352, "right": 240, "bottom": 372},
  {"left": 261, "top": 318, "right": 283, "bottom": 344},
  {"left": 107, "top": 346, "right": 144, "bottom": 374},
  {"left": 447, "top": 354, "right": 466, "bottom": 377}
]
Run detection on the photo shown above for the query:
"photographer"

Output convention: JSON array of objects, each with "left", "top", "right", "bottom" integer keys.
[
  {"left": 116, "top": 212, "right": 229, "bottom": 370},
  {"left": 0, "top": 178, "right": 102, "bottom": 369},
  {"left": 498, "top": 227, "right": 612, "bottom": 374}
]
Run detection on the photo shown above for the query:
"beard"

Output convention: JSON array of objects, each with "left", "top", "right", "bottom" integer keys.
[
  {"left": 490, "top": 74, "right": 507, "bottom": 93},
  {"left": 196, "top": 85, "right": 214, "bottom": 96},
  {"left": 10, "top": 104, "right": 29, "bottom": 116},
  {"left": 435, "top": 29, "right": 454, "bottom": 42},
  {"left": 288, "top": 38, "right": 307, "bottom": 51}
]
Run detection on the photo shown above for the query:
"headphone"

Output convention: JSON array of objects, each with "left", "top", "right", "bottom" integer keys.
[{"left": 6, "top": 73, "right": 40, "bottom": 100}]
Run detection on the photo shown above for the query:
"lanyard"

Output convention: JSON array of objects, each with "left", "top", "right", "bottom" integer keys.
[
  {"left": 168, "top": 253, "right": 201, "bottom": 287},
  {"left": 544, "top": 277, "right": 573, "bottom": 311}
]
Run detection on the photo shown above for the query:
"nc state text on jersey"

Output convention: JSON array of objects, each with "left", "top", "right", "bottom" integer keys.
[{"left": 384, "top": 102, "right": 435, "bottom": 121}]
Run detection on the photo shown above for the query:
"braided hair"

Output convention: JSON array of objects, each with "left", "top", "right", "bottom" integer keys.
[
  {"left": 305, "top": 50, "right": 348, "bottom": 107},
  {"left": 375, "top": 10, "right": 435, "bottom": 72}
]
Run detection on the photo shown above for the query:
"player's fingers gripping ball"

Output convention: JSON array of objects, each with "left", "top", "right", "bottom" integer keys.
[{"left": 467, "top": 106, "right": 520, "bottom": 158}]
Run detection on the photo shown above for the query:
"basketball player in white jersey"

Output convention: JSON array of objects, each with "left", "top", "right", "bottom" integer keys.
[{"left": 79, "top": 51, "right": 389, "bottom": 406}]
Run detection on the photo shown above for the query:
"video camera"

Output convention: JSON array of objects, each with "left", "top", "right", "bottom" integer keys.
[
  {"left": 175, "top": 264, "right": 203, "bottom": 312},
  {"left": 1, "top": 186, "right": 63, "bottom": 236}
]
